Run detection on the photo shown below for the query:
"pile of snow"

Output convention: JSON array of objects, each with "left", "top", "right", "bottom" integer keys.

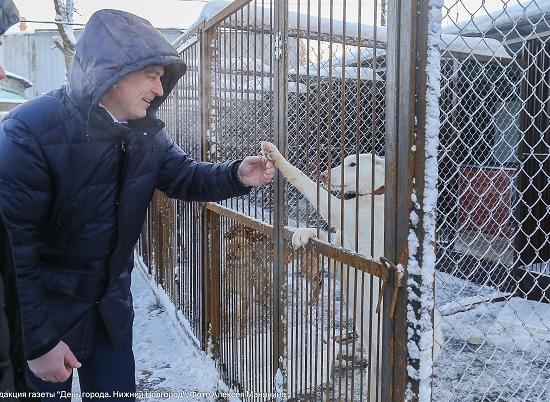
[
  {"left": 496, "top": 297, "right": 550, "bottom": 341},
  {"left": 131, "top": 260, "right": 239, "bottom": 401}
]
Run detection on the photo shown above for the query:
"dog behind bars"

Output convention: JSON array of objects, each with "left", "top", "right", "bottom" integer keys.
[
  {"left": 222, "top": 223, "right": 322, "bottom": 337},
  {"left": 261, "top": 141, "right": 443, "bottom": 397}
]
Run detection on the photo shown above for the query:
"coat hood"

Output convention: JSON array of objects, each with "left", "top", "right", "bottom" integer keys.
[
  {"left": 66, "top": 9, "right": 186, "bottom": 118},
  {"left": 0, "top": 0, "right": 19, "bottom": 35}
]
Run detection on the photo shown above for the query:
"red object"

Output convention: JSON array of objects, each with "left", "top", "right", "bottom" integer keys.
[{"left": 458, "top": 166, "right": 516, "bottom": 238}]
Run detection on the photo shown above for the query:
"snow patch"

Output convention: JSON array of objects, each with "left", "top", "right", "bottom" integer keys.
[
  {"left": 406, "top": 1, "right": 443, "bottom": 401},
  {"left": 496, "top": 297, "right": 550, "bottom": 342},
  {"left": 132, "top": 257, "right": 235, "bottom": 399}
]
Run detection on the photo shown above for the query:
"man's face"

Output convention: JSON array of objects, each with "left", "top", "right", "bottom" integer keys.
[{"left": 100, "top": 65, "right": 164, "bottom": 121}]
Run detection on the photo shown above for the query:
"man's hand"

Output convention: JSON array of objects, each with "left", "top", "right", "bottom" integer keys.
[
  {"left": 27, "top": 341, "right": 82, "bottom": 383},
  {"left": 237, "top": 156, "right": 276, "bottom": 187}
]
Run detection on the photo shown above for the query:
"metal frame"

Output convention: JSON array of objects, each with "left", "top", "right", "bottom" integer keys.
[{"left": 144, "top": 0, "right": 434, "bottom": 400}]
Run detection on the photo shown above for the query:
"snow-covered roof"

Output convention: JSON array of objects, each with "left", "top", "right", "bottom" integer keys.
[
  {"left": 444, "top": 2, "right": 550, "bottom": 36},
  {"left": 186, "top": 0, "right": 232, "bottom": 33},
  {"left": 0, "top": 98, "right": 26, "bottom": 104},
  {"left": 5, "top": 71, "right": 33, "bottom": 88},
  {"left": 186, "top": 0, "right": 511, "bottom": 59},
  {"left": 439, "top": 34, "right": 511, "bottom": 58},
  {"left": 290, "top": 65, "right": 383, "bottom": 81},
  {"left": 218, "top": 57, "right": 271, "bottom": 73}
]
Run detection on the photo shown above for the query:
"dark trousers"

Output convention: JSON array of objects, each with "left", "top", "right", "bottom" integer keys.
[{"left": 25, "top": 326, "right": 135, "bottom": 402}]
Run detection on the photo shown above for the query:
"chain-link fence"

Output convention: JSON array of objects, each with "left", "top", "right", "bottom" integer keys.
[
  {"left": 138, "top": 0, "right": 550, "bottom": 400},
  {"left": 434, "top": 1, "right": 550, "bottom": 400}
]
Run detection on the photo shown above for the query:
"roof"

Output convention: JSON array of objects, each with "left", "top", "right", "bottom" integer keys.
[
  {"left": 5, "top": 71, "right": 32, "bottom": 88},
  {"left": 182, "top": 0, "right": 511, "bottom": 59},
  {"left": 444, "top": 2, "right": 550, "bottom": 36}
]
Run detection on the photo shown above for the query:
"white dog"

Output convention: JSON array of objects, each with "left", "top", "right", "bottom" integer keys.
[{"left": 261, "top": 141, "right": 443, "bottom": 398}]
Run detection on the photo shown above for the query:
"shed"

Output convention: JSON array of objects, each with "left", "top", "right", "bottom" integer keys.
[{"left": 0, "top": 70, "right": 32, "bottom": 115}]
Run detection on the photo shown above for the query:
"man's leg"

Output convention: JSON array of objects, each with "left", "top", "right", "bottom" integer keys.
[
  {"left": 77, "top": 328, "right": 135, "bottom": 402},
  {"left": 25, "top": 366, "right": 73, "bottom": 401}
]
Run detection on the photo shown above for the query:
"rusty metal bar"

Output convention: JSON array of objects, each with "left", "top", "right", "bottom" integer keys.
[
  {"left": 206, "top": 209, "right": 221, "bottom": 357},
  {"left": 384, "top": 0, "right": 412, "bottom": 400},
  {"left": 199, "top": 24, "right": 213, "bottom": 350},
  {"left": 273, "top": 0, "right": 288, "bottom": 391},
  {"left": 410, "top": 0, "right": 436, "bottom": 400},
  {"left": 206, "top": 202, "right": 390, "bottom": 280}
]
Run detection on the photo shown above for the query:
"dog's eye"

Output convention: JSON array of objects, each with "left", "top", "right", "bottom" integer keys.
[{"left": 349, "top": 162, "right": 356, "bottom": 167}]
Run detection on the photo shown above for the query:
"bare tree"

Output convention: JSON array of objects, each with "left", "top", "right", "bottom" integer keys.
[{"left": 53, "top": 0, "right": 76, "bottom": 74}]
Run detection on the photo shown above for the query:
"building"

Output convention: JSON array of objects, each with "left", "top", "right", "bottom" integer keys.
[
  {"left": 0, "top": 28, "right": 183, "bottom": 99},
  {"left": 0, "top": 71, "right": 32, "bottom": 117}
]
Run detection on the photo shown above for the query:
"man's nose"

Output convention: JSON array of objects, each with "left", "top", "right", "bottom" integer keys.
[{"left": 153, "top": 78, "right": 164, "bottom": 97}]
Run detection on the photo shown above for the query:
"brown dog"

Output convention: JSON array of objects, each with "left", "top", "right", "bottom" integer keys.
[{"left": 221, "top": 223, "right": 323, "bottom": 337}]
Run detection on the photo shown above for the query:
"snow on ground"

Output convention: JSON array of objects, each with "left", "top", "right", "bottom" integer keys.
[
  {"left": 66, "top": 249, "right": 550, "bottom": 401},
  {"left": 434, "top": 272, "right": 550, "bottom": 401},
  {"left": 130, "top": 266, "right": 240, "bottom": 402}
]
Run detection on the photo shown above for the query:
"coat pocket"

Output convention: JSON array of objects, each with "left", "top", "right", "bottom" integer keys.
[
  {"left": 39, "top": 200, "right": 76, "bottom": 246},
  {"left": 60, "top": 307, "right": 98, "bottom": 361}
]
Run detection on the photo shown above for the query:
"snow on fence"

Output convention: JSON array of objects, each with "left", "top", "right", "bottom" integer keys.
[{"left": 136, "top": 0, "right": 550, "bottom": 400}]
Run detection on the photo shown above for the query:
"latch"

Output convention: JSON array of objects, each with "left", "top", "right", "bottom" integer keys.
[{"left": 377, "top": 257, "right": 405, "bottom": 318}]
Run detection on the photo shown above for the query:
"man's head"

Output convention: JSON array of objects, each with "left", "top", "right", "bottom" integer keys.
[{"left": 100, "top": 65, "right": 165, "bottom": 121}]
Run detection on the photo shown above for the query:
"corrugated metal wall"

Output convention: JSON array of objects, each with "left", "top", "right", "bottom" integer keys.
[{"left": 0, "top": 28, "right": 183, "bottom": 99}]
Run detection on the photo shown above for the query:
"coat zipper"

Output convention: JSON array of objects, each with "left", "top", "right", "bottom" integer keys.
[{"left": 117, "top": 137, "right": 126, "bottom": 195}]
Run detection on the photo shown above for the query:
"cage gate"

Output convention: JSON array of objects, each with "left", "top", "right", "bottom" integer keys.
[
  {"left": 145, "top": 0, "right": 431, "bottom": 400},
  {"left": 203, "top": 202, "right": 402, "bottom": 400},
  {"left": 138, "top": 0, "right": 550, "bottom": 400}
]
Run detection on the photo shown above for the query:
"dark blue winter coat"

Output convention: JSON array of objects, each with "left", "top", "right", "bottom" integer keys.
[{"left": 0, "top": 9, "right": 249, "bottom": 361}]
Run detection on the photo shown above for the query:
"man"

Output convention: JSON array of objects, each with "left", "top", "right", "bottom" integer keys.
[{"left": 0, "top": 9, "right": 275, "bottom": 401}]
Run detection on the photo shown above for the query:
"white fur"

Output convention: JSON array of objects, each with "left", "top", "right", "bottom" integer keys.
[{"left": 261, "top": 141, "right": 443, "bottom": 399}]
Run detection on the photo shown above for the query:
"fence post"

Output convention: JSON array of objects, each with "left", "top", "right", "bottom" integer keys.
[
  {"left": 385, "top": 0, "right": 438, "bottom": 400},
  {"left": 200, "top": 24, "right": 215, "bottom": 350},
  {"left": 273, "top": 0, "right": 289, "bottom": 396},
  {"left": 205, "top": 209, "right": 221, "bottom": 358}
]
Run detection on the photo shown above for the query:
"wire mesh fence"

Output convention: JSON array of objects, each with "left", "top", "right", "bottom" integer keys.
[
  {"left": 434, "top": 1, "right": 550, "bottom": 401},
  {"left": 138, "top": 0, "right": 550, "bottom": 400}
]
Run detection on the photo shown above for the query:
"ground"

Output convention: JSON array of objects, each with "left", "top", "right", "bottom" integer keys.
[{"left": 131, "top": 267, "right": 234, "bottom": 401}]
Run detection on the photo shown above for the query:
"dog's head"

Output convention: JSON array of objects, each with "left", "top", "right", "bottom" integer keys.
[
  {"left": 223, "top": 224, "right": 272, "bottom": 269},
  {"left": 320, "top": 153, "right": 385, "bottom": 196}
]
